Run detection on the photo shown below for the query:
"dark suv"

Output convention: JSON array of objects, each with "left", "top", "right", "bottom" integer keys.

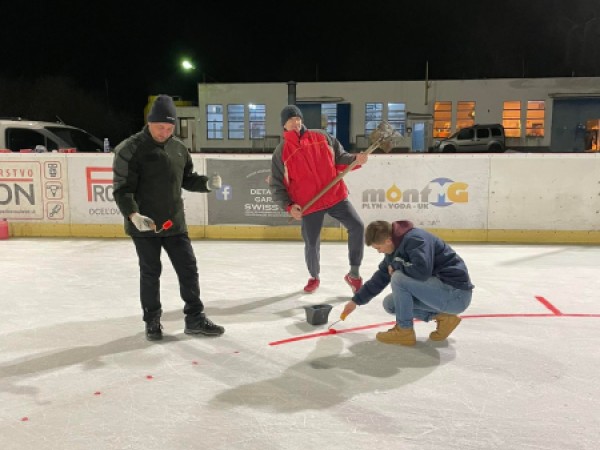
[{"left": 432, "top": 124, "right": 506, "bottom": 153}]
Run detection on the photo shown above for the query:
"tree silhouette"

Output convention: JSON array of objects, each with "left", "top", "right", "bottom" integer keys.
[{"left": 0, "top": 76, "right": 139, "bottom": 146}]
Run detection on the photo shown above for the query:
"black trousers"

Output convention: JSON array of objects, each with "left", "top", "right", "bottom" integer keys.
[{"left": 132, "top": 233, "right": 204, "bottom": 322}]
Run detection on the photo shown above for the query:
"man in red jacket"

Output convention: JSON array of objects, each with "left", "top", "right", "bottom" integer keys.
[{"left": 270, "top": 105, "right": 368, "bottom": 293}]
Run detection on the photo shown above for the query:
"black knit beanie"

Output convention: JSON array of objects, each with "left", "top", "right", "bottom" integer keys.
[
  {"left": 147, "top": 95, "right": 177, "bottom": 124},
  {"left": 280, "top": 105, "right": 303, "bottom": 126}
]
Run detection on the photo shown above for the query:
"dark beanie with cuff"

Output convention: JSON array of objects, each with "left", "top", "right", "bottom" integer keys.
[
  {"left": 147, "top": 95, "right": 177, "bottom": 124},
  {"left": 280, "top": 105, "right": 303, "bottom": 126}
]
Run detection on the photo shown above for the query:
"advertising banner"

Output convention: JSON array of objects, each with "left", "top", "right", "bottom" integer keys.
[
  {"left": 68, "top": 155, "right": 120, "bottom": 224},
  {"left": 0, "top": 155, "right": 69, "bottom": 222},
  {"left": 206, "top": 158, "right": 338, "bottom": 227},
  {"left": 345, "top": 154, "right": 490, "bottom": 229},
  {"left": 67, "top": 155, "right": 209, "bottom": 225}
]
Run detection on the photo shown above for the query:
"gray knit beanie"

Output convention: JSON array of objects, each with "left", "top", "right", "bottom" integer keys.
[
  {"left": 280, "top": 105, "right": 303, "bottom": 126},
  {"left": 147, "top": 95, "right": 177, "bottom": 124}
]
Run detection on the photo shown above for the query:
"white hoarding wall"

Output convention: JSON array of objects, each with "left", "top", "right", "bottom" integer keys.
[
  {"left": 2, "top": 153, "right": 600, "bottom": 240},
  {"left": 488, "top": 154, "right": 600, "bottom": 230}
]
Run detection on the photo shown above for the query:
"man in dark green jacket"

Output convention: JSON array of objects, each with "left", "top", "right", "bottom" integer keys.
[{"left": 112, "top": 94, "right": 224, "bottom": 341}]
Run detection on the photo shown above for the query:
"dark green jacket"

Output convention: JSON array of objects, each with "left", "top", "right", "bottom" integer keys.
[{"left": 112, "top": 126, "right": 211, "bottom": 237}]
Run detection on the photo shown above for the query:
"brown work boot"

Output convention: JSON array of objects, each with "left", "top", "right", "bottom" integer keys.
[
  {"left": 429, "top": 313, "right": 461, "bottom": 341},
  {"left": 376, "top": 325, "right": 416, "bottom": 346}
]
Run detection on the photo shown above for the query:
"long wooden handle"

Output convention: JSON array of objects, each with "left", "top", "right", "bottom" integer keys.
[{"left": 299, "top": 138, "right": 384, "bottom": 214}]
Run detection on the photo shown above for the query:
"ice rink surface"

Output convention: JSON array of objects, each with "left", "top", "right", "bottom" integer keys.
[{"left": 1, "top": 237, "right": 599, "bottom": 450}]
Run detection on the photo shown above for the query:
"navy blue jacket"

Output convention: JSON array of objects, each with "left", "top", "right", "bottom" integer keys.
[{"left": 353, "top": 221, "right": 474, "bottom": 305}]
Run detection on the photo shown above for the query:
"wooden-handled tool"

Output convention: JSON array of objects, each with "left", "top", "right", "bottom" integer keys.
[{"left": 299, "top": 121, "right": 400, "bottom": 215}]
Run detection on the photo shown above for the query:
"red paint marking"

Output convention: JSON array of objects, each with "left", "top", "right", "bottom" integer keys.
[
  {"left": 146, "top": 375, "right": 153, "bottom": 380},
  {"left": 21, "top": 417, "right": 29, "bottom": 422},
  {"left": 269, "top": 295, "right": 600, "bottom": 346},
  {"left": 535, "top": 296, "right": 562, "bottom": 315},
  {"left": 269, "top": 321, "right": 394, "bottom": 346},
  {"left": 93, "top": 391, "right": 101, "bottom": 396},
  {"left": 192, "top": 361, "right": 199, "bottom": 365},
  {"left": 460, "top": 313, "right": 600, "bottom": 319}
]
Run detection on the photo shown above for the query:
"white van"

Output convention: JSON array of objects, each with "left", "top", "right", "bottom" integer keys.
[{"left": 0, "top": 118, "right": 104, "bottom": 153}]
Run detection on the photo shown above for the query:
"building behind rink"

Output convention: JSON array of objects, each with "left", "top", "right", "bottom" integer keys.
[{"left": 169, "top": 77, "right": 600, "bottom": 154}]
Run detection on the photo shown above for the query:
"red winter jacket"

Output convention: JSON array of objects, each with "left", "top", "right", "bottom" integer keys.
[{"left": 270, "top": 127, "right": 358, "bottom": 215}]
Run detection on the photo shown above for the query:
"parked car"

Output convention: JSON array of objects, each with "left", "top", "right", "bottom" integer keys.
[
  {"left": 0, "top": 118, "right": 104, "bottom": 153},
  {"left": 431, "top": 123, "right": 506, "bottom": 153}
]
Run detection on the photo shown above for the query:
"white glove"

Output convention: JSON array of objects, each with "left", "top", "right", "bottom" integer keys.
[
  {"left": 208, "top": 173, "right": 222, "bottom": 190},
  {"left": 130, "top": 213, "right": 155, "bottom": 232}
]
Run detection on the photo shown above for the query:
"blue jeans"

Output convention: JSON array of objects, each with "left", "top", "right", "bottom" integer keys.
[{"left": 382, "top": 271, "right": 472, "bottom": 329}]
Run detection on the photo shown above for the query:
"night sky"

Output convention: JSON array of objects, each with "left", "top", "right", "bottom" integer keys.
[{"left": 2, "top": 0, "right": 599, "bottom": 117}]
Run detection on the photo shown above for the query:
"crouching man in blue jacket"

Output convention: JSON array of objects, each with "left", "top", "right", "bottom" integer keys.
[{"left": 341, "top": 220, "right": 474, "bottom": 346}]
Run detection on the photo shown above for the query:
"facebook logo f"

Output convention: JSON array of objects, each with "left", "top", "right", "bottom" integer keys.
[{"left": 215, "top": 185, "right": 232, "bottom": 201}]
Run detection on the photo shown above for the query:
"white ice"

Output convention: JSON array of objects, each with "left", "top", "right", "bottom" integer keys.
[{"left": 1, "top": 238, "right": 599, "bottom": 450}]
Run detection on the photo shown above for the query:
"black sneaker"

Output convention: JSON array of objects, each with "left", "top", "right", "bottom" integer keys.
[
  {"left": 145, "top": 317, "right": 163, "bottom": 341},
  {"left": 184, "top": 314, "right": 225, "bottom": 336}
]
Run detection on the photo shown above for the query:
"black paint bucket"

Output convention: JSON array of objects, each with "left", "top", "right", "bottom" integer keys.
[{"left": 304, "top": 304, "right": 333, "bottom": 325}]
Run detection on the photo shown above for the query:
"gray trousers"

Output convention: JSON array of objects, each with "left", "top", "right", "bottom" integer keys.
[{"left": 301, "top": 199, "right": 364, "bottom": 278}]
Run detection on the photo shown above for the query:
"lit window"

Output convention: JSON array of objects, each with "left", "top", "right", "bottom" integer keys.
[
  {"left": 249, "top": 104, "right": 266, "bottom": 139},
  {"left": 206, "top": 104, "right": 223, "bottom": 140},
  {"left": 365, "top": 103, "right": 383, "bottom": 136},
  {"left": 227, "top": 104, "right": 244, "bottom": 140},
  {"left": 526, "top": 101, "right": 545, "bottom": 137},
  {"left": 457, "top": 101, "right": 475, "bottom": 130},
  {"left": 503, "top": 101, "right": 521, "bottom": 138},
  {"left": 387, "top": 103, "right": 406, "bottom": 136},
  {"left": 433, "top": 101, "right": 452, "bottom": 138}
]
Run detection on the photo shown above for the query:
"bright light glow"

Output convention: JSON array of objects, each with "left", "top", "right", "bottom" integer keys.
[{"left": 181, "top": 59, "right": 195, "bottom": 71}]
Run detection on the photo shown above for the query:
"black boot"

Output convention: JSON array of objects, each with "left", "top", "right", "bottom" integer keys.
[
  {"left": 145, "top": 317, "right": 163, "bottom": 341},
  {"left": 184, "top": 314, "right": 224, "bottom": 336}
]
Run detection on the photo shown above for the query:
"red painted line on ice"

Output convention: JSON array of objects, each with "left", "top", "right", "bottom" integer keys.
[
  {"left": 535, "top": 296, "right": 562, "bottom": 315},
  {"left": 269, "top": 321, "right": 394, "bottom": 346},
  {"left": 269, "top": 295, "right": 600, "bottom": 346}
]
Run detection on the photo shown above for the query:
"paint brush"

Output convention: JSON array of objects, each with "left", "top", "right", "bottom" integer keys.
[{"left": 328, "top": 313, "right": 348, "bottom": 333}]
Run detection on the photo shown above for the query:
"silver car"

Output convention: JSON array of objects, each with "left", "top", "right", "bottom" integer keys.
[{"left": 432, "top": 124, "right": 506, "bottom": 153}]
